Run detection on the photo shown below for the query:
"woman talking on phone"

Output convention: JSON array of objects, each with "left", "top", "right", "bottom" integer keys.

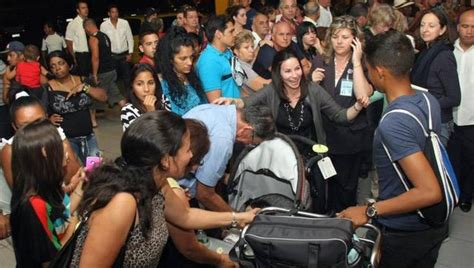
[{"left": 309, "top": 16, "right": 373, "bottom": 213}]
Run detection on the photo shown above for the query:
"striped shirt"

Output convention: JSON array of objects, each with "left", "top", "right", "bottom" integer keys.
[{"left": 120, "top": 97, "right": 171, "bottom": 131}]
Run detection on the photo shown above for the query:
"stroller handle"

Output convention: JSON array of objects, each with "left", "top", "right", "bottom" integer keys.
[{"left": 258, "top": 206, "right": 329, "bottom": 217}]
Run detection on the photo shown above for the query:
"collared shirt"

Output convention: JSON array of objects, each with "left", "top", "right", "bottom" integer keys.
[
  {"left": 183, "top": 104, "right": 237, "bottom": 188},
  {"left": 303, "top": 16, "right": 318, "bottom": 27},
  {"left": 41, "top": 33, "right": 67, "bottom": 53},
  {"left": 317, "top": 6, "right": 333, "bottom": 27},
  {"left": 100, "top": 18, "right": 134, "bottom": 54},
  {"left": 252, "top": 31, "right": 262, "bottom": 49},
  {"left": 65, "top": 16, "right": 89, "bottom": 53},
  {"left": 453, "top": 39, "right": 474, "bottom": 126},
  {"left": 196, "top": 44, "right": 240, "bottom": 98}
]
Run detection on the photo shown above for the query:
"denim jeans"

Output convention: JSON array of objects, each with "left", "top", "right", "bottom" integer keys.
[
  {"left": 68, "top": 133, "right": 100, "bottom": 165},
  {"left": 440, "top": 120, "right": 454, "bottom": 148}
]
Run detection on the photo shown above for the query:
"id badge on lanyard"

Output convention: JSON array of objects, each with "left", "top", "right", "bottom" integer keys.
[{"left": 340, "top": 68, "right": 353, "bottom": 97}]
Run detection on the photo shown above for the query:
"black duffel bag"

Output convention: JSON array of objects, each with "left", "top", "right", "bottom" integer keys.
[{"left": 231, "top": 211, "right": 355, "bottom": 268}]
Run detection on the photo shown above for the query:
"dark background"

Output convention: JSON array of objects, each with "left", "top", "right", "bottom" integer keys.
[{"left": 0, "top": 0, "right": 216, "bottom": 50}]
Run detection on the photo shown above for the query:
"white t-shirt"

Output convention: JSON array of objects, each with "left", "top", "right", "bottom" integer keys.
[
  {"left": 42, "top": 33, "right": 67, "bottom": 53},
  {"left": 317, "top": 6, "right": 333, "bottom": 27}
]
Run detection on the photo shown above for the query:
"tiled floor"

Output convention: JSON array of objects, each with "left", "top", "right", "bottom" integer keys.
[{"left": 1, "top": 108, "right": 473, "bottom": 267}]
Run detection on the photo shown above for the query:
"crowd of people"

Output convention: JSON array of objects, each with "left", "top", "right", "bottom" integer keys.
[{"left": 0, "top": 0, "right": 473, "bottom": 267}]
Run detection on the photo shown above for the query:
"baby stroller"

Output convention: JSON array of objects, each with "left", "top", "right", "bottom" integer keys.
[
  {"left": 230, "top": 207, "right": 382, "bottom": 268},
  {"left": 227, "top": 133, "right": 330, "bottom": 214},
  {"left": 227, "top": 133, "right": 313, "bottom": 212}
]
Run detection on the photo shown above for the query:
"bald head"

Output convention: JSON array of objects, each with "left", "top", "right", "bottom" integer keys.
[
  {"left": 272, "top": 22, "right": 292, "bottom": 50},
  {"left": 458, "top": 9, "right": 474, "bottom": 49}
]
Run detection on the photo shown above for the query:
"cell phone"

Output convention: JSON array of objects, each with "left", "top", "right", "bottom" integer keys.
[{"left": 85, "top": 156, "right": 102, "bottom": 173}]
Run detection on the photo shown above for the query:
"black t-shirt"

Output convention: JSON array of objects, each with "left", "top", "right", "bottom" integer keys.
[
  {"left": 46, "top": 85, "right": 93, "bottom": 137},
  {"left": 276, "top": 99, "right": 317, "bottom": 142},
  {"left": 94, "top": 31, "right": 115, "bottom": 74},
  {"left": 253, "top": 42, "right": 306, "bottom": 80}
]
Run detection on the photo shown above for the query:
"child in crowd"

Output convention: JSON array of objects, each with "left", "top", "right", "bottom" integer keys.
[{"left": 15, "top": 45, "right": 48, "bottom": 99}]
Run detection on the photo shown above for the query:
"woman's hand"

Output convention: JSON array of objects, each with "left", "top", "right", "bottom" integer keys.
[
  {"left": 314, "top": 38, "right": 324, "bottom": 55},
  {"left": 66, "top": 83, "right": 85, "bottom": 100},
  {"left": 357, "top": 95, "right": 370, "bottom": 108},
  {"left": 212, "top": 97, "right": 234, "bottom": 105},
  {"left": 217, "top": 255, "right": 239, "bottom": 268},
  {"left": 212, "top": 98, "right": 244, "bottom": 109},
  {"left": 337, "top": 205, "right": 369, "bottom": 228},
  {"left": 351, "top": 37, "right": 363, "bottom": 66},
  {"left": 63, "top": 167, "right": 85, "bottom": 193},
  {"left": 311, "top": 68, "right": 325, "bottom": 83},
  {"left": 143, "top": 95, "right": 157, "bottom": 112},
  {"left": 49, "top": 114, "right": 63, "bottom": 126},
  {"left": 236, "top": 208, "right": 260, "bottom": 228},
  {"left": 259, "top": 39, "right": 273, "bottom": 48}
]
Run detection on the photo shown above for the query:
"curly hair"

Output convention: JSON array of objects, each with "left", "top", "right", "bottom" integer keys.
[{"left": 156, "top": 27, "right": 206, "bottom": 109}]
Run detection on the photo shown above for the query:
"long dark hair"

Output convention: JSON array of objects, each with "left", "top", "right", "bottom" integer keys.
[
  {"left": 127, "top": 64, "right": 164, "bottom": 114},
  {"left": 11, "top": 119, "right": 65, "bottom": 215},
  {"left": 271, "top": 48, "right": 309, "bottom": 102},
  {"left": 78, "top": 111, "right": 187, "bottom": 236},
  {"left": 156, "top": 27, "right": 206, "bottom": 108},
  {"left": 296, "top": 22, "right": 318, "bottom": 60}
]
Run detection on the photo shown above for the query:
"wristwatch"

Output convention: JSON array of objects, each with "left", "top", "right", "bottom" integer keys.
[{"left": 366, "top": 199, "right": 378, "bottom": 219}]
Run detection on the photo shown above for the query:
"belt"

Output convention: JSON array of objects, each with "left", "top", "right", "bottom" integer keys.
[
  {"left": 112, "top": 51, "right": 129, "bottom": 56},
  {"left": 75, "top": 51, "right": 90, "bottom": 54}
]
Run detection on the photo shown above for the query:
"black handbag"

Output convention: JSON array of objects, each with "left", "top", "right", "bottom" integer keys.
[
  {"left": 49, "top": 213, "right": 90, "bottom": 268},
  {"left": 229, "top": 206, "right": 387, "bottom": 268},
  {"left": 49, "top": 212, "right": 134, "bottom": 268}
]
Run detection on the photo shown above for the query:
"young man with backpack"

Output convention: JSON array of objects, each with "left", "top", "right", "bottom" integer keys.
[{"left": 338, "top": 30, "right": 449, "bottom": 268}]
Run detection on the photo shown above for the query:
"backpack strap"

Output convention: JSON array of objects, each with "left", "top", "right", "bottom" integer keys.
[{"left": 380, "top": 109, "right": 429, "bottom": 137}]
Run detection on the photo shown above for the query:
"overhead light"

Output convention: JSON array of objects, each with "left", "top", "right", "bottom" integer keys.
[
  {"left": 66, "top": 18, "right": 73, "bottom": 22},
  {"left": 131, "top": 14, "right": 137, "bottom": 16},
  {"left": 12, "top": 34, "right": 20, "bottom": 38}
]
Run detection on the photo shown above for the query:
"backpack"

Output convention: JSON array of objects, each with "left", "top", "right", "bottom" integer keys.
[{"left": 380, "top": 92, "right": 460, "bottom": 226}]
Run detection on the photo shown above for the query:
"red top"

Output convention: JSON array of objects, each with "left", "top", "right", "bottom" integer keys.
[
  {"left": 139, "top": 56, "right": 155, "bottom": 68},
  {"left": 16, "top": 61, "right": 41, "bottom": 88}
]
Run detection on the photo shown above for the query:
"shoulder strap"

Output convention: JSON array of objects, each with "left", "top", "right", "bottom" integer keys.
[
  {"left": 380, "top": 109, "right": 429, "bottom": 137},
  {"left": 421, "top": 93, "right": 433, "bottom": 132}
]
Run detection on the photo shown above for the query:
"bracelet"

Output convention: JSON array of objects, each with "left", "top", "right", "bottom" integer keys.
[
  {"left": 353, "top": 63, "right": 362, "bottom": 69},
  {"left": 353, "top": 104, "right": 362, "bottom": 112},
  {"left": 73, "top": 190, "right": 83, "bottom": 198},
  {"left": 231, "top": 212, "right": 238, "bottom": 228},
  {"left": 82, "top": 84, "right": 91, "bottom": 94}
]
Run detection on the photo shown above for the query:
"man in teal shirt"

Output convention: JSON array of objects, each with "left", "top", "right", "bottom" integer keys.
[{"left": 197, "top": 15, "right": 240, "bottom": 102}]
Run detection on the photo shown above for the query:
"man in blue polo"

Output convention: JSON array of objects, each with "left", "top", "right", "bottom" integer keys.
[
  {"left": 183, "top": 104, "right": 275, "bottom": 212},
  {"left": 197, "top": 15, "right": 240, "bottom": 102}
]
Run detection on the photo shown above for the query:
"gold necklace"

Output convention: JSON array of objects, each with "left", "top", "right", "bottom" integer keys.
[{"left": 55, "top": 75, "right": 77, "bottom": 91}]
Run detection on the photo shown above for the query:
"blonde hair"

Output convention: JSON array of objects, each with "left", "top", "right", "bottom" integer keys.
[
  {"left": 323, "top": 15, "right": 364, "bottom": 64},
  {"left": 234, "top": 29, "right": 255, "bottom": 50},
  {"left": 368, "top": 4, "right": 395, "bottom": 28},
  {"left": 392, "top": 9, "right": 408, "bottom": 32}
]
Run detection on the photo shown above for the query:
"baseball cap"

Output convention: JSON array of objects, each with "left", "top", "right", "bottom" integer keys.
[
  {"left": 145, "top": 7, "right": 157, "bottom": 18},
  {"left": 1, "top": 41, "right": 25, "bottom": 54}
]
